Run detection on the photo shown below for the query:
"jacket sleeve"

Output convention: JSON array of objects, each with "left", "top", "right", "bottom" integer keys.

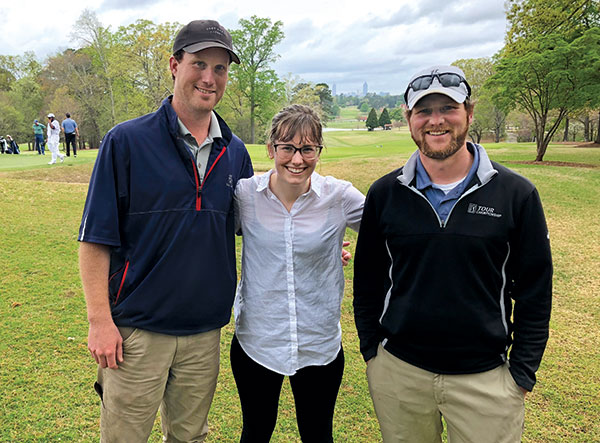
[
  {"left": 353, "top": 183, "right": 392, "bottom": 362},
  {"left": 240, "top": 147, "right": 254, "bottom": 179},
  {"left": 508, "top": 187, "right": 553, "bottom": 391},
  {"left": 78, "top": 131, "right": 129, "bottom": 247}
]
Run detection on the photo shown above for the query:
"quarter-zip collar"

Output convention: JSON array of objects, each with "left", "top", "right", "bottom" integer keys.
[
  {"left": 160, "top": 95, "right": 233, "bottom": 148},
  {"left": 397, "top": 142, "right": 498, "bottom": 227},
  {"left": 397, "top": 142, "right": 497, "bottom": 188},
  {"left": 159, "top": 96, "right": 232, "bottom": 211}
]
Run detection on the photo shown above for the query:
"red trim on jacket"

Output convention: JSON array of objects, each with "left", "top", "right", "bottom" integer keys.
[
  {"left": 196, "top": 146, "right": 227, "bottom": 210},
  {"left": 191, "top": 158, "right": 201, "bottom": 211},
  {"left": 114, "top": 261, "right": 130, "bottom": 305}
]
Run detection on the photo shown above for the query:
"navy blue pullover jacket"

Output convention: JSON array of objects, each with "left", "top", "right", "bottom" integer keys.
[{"left": 79, "top": 97, "right": 253, "bottom": 335}]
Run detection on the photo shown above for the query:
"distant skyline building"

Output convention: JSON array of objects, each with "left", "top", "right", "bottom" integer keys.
[
  {"left": 332, "top": 83, "right": 337, "bottom": 96},
  {"left": 363, "top": 82, "right": 368, "bottom": 96}
]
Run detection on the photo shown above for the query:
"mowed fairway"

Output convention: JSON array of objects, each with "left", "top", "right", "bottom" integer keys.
[{"left": 1, "top": 131, "right": 599, "bottom": 442}]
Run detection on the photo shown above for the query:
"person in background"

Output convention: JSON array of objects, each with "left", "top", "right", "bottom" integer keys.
[
  {"left": 353, "top": 65, "right": 552, "bottom": 443},
  {"left": 61, "top": 113, "right": 79, "bottom": 157},
  {"left": 6, "top": 135, "right": 20, "bottom": 154},
  {"left": 46, "top": 113, "right": 64, "bottom": 165},
  {"left": 0, "top": 135, "right": 8, "bottom": 153},
  {"left": 231, "top": 104, "right": 365, "bottom": 443},
  {"left": 33, "top": 119, "right": 46, "bottom": 155},
  {"left": 78, "top": 19, "right": 252, "bottom": 442}
]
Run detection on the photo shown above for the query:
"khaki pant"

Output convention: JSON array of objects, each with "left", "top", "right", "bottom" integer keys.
[
  {"left": 367, "top": 344, "right": 525, "bottom": 443},
  {"left": 96, "top": 327, "right": 221, "bottom": 443}
]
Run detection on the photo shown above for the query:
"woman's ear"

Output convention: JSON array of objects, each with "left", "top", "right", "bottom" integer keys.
[{"left": 267, "top": 143, "right": 275, "bottom": 159}]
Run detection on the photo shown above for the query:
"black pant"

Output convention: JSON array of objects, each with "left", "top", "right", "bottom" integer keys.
[
  {"left": 230, "top": 335, "right": 344, "bottom": 443},
  {"left": 65, "top": 132, "right": 76, "bottom": 156}
]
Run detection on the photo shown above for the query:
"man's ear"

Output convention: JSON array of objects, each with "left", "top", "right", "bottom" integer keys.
[
  {"left": 267, "top": 143, "right": 275, "bottom": 159},
  {"left": 169, "top": 56, "right": 179, "bottom": 78}
]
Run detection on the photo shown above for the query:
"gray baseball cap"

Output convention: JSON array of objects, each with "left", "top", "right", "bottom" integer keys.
[
  {"left": 404, "top": 65, "right": 471, "bottom": 110},
  {"left": 173, "top": 20, "right": 240, "bottom": 64}
]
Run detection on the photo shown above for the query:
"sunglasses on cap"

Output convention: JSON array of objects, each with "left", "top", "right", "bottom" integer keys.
[{"left": 404, "top": 72, "right": 472, "bottom": 104}]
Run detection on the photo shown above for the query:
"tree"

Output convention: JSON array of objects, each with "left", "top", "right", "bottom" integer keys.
[
  {"left": 505, "top": 0, "right": 599, "bottom": 54},
  {"left": 315, "top": 83, "right": 334, "bottom": 121},
  {"left": 43, "top": 49, "right": 108, "bottom": 147},
  {"left": 453, "top": 57, "right": 507, "bottom": 143},
  {"left": 115, "top": 20, "right": 179, "bottom": 113},
  {"left": 0, "top": 53, "right": 45, "bottom": 143},
  {"left": 366, "top": 108, "right": 378, "bottom": 131},
  {"left": 7, "top": 76, "right": 45, "bottom": 143},
  {"left": 71, "top": 10, "right": 119, "bottom": 128},
  {"left": 228, "top": 16, "right": 285, "bottom": 144},
  {"left": 502, "top": 0, "right": 600, "bottom": 151},
  {"left": 0, "top": 93, "right": 24, "bottom": 140},
  {"left": 492, "top": 28, "right": 600, "bottom": 160},
  {"left": 378, "top": 108, "right": 391, "bottom": 128},
  {"left": 389, "top": 108, "right": 406, "bottom": 125}
]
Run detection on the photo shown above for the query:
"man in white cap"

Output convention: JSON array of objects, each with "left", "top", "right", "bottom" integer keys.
[
  {"left": 78, "top": 19, "right": 252, "bottom": 442},
  {"left": 353, "top": 65, "right": 553, "bottom": 442},
  {"left": 46, "top": 113, "right": 64, "bottom": 164}
]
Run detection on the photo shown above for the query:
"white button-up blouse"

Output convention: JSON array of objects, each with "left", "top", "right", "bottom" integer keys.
[{"left": 234, "top": 170, "right": 365, "bottom": 375}]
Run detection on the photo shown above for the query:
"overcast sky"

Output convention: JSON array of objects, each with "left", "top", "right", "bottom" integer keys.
[{"left": 3, "top": 0, "right": 508, "bottom": 95}]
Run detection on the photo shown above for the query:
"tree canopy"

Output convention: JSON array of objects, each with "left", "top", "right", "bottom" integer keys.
[
  {"left": 492, "top": 27, "right": 600, "bottom": 160},
  {"left": 226, "top": 16, "right": 285, "bottom": 144},
  {"left": 378, "top": 108, "right": 391, "bottom": 128},
  {"left": 453, "top": 58, "right": 507, "bottom": 144}
]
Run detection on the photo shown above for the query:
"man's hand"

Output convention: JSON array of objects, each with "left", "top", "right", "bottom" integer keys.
[
  {"left": 79, "top": 242, "right": 120, "bottom": 368},
  {"left": 342, "top": 241, "right": 352, "bottom": 266},
  {"left": 88, "top": 319, "right": 123, "bottom": 369}
]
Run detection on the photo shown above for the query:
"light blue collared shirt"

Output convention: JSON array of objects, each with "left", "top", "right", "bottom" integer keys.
[{"left": 415, "top": 143, "right": 480, "bottom": 223}]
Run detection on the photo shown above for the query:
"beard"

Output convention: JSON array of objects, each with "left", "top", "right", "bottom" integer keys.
[{"left": 412, "top": 120, "right": 469, "bottom": 160}]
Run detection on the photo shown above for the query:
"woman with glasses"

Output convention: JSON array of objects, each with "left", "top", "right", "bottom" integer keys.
[{"left": 231, "top": 104, "right": 365, "bottom": 442}]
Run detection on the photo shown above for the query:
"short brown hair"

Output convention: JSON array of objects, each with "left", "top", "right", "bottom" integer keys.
[{"left": 268, "top": 105, "right": 323, "bottom": 147}]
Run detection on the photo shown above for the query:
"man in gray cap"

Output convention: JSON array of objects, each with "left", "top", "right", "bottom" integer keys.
[
  {"left": 353, "top": 66, "right": 552, "bottom": 442},
  {"left": 78, "top": 19, "right": 252, "bottom": 442}
]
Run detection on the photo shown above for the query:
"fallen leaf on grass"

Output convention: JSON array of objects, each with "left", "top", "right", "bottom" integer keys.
[{"left": 11, "top": 302, "right": 22, "bottom": 308}]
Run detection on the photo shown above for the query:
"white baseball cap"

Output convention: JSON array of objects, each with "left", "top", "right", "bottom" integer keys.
[
  {"left": 47, "top": 113, "right": 55, "bottom": 118},
  {"left": 404, "top": 65, "right": 471, "bottom": 110}
]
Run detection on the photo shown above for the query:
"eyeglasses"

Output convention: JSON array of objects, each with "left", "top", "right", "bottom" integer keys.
[
  {"left": 273, "top": 144, "right": 322, "bottom": 160},
  {"left": 404, "top": 72, "right": 472, "bottom": 103}
]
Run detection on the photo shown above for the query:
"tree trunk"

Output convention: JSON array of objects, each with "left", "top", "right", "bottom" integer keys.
[
  {"left": 596, "top": 112, "right": 600, "bottom": 144},
  {"left": 535, "top": 128, "right": 547, "bottom": 161},
  {"left": 563, "top": 117, "right": 569, "bottom": 142},
  {"left": 249, "top": 81, "right": 255, "bottom": 144},
  {"left": 535, "top": 141, "right": 549, "bottom": 161},
  {"left": 584, "top": 115, "right": 590, "bottom": 142},
  {"left": 250, "top": 102, "right": 255, "bottom": 144}
]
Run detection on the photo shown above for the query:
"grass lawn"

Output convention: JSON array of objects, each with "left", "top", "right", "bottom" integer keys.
[
  {"left": 328, "top": 106, "right": 368, "bottom": 130},
  {"left": 1, "top": 133, "right": 598, "bottom": 442}
]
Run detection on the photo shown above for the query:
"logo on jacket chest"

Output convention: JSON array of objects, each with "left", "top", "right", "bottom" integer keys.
[{"left": 467, "top": 203, "right": 502, "bottom": 218}]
